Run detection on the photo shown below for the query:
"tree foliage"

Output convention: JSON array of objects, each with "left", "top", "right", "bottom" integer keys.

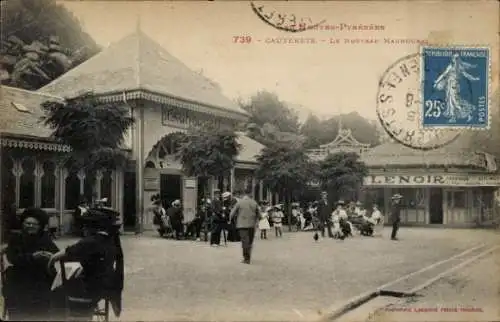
[
  {"left": 316, "top": 152, "right": 368, "bottom": 202},
  {"left": 41, "top": 93, "right": 134, "bottom": 173},
  {"left": 240, "top": 91, "right": 301, "bottom": 133},
  {"left": 1, "top": 0, "right": 100, "bottom": 89},
  {"left": 255, "top": 143, "right": 313, "bottom": 198},
  {"left": 177, "top": 126, "right": 241, "bottom": 178}
]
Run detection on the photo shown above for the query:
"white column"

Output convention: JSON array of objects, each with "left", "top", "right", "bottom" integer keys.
[
  {"left": 95, "top": 170, "right": 103, "bottom": 200},
  {"left": 251, "top": 176, "right": 256, "bottom": 199},
  {"left": 77, "top": 169, "right": 86, "bottom": 196},
  {"left": 230, "top": 168, "right": 235, "bottom": 195},
  {"left": 60, "top": 168, "right": 68, "bottom": 233},
  {"left": 135, "top": 106, "right": 145, "bottom": 233},
  {"left": 34, "top": 160, "right": 44, "bottom": 207},
  {"left": 13, "top": 160, "right": 22, "bottom": 209}
]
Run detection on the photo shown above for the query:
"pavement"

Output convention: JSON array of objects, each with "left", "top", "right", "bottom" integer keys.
[
  {"left": 3, "top": 227, "right": 500, "bottom": 321},
  {"left": 338, "top": 248, "right": 500, "bottom": 322}
]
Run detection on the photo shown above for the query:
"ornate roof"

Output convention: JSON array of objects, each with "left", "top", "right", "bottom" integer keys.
[
  {"left": 38, "top": 30, "right": 249, "bottom": 119},
  {"left": 320, "top": 128, "right": 370, "bottom": 148}
]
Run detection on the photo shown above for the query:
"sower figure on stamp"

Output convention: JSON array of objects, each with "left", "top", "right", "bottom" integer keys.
[
  {"left": 390, "top": 194, "right": 403, "bottom": 240},
  {"left": 229, "top": 187, "right": 260, "bottom": 264},
  {"left": 317, "top": 191, "right": 334, "bottom": 238}
]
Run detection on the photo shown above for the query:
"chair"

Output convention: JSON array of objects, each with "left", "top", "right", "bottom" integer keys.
[{"left": 58, "top": 261, "right": 110, "bottom": 322}]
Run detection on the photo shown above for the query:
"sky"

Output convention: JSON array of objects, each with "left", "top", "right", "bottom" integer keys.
[{"left": 60, "top": 0, "right": 499, "bottom": 121}]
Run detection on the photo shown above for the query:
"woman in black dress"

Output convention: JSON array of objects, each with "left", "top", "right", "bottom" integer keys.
[
  {"left": 3, "top": 207, "right": 60, "bottom": 321},
  {"left": 48, "top": 209, "right": 124, "bottom": 320}
]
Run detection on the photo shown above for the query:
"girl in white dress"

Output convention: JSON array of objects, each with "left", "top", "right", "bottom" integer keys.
[{"left": 259, "top": 207, "right": 271, "bottom": 239}]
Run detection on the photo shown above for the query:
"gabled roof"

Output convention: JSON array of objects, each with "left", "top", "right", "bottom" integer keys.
[
  {"left": 236, "top": 132, "right": 265, "bottom": 164},
  {"left": 361, "top": 136, "right": 497, "bottom": 171},
  {"left": 38, "top": 30, "right": 249, "bottom": 118},
  {"left": 0, "top": 86, "right": 63, "bottom": 138}
]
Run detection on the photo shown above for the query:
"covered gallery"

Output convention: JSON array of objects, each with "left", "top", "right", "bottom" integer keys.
[
  {"left": 361, "top": 141, "right": 500, "bottom": 227},
  {"left": 1, "top": 30, "right": 269, "bottom": 235}
]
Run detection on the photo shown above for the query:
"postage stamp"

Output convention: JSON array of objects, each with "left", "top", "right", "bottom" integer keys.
[
  {"left": 421, "top": 46, "right": 490, "bottom": 129},
  {"left": 376, "top": 53, "right": 462, "bottom": 151}
]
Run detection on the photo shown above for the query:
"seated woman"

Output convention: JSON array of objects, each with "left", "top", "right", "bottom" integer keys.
[
  {"left": 48, "top": 210, "right": 124, "bottom": 320},
  {"left": 3, "top": 208, "right": 60, "bottom": 321}
]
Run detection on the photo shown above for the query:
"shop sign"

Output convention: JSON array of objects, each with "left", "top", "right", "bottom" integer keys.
[
  {"left": 364, "top": 174, "right": 500, "bottom": 187},
  {"left": 144, "top": 177, "right": 160, "bottom": 190}
]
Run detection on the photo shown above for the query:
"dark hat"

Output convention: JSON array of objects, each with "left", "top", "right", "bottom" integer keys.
[
  {"left": 20, "top": 207, "right": 49, "bottom": 228},
  {"left": 82, "top": 208, "right": 121, "bottom": 230}
]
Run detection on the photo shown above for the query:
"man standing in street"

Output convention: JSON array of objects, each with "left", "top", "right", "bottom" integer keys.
[
  {"left": 230, "top": 187, "right": 260, "bottom": 264},
  {"left": 317, "top": 191, "right": 333, "bottom": 238},
  {"left": 210, "top": 189, "right": 224, "bottom": 246},
  {"left": 390, "top": 194, "right": 403, "bottom": 240}
]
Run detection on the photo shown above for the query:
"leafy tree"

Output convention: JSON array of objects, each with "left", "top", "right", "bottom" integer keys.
[
  {"left": 177, "top": 126, "right": 241, "bottom": 189},
  {"left": 1, "top": 0, "right": 100, "bottom": 89},
  {"left": 239, "top": 91, "right": 301, "bottom": 133},
  {"left": 317, "top": 152, "right": 368, "bottom": 203},
  {"left": 255, "top": 143, "right": 313, "bottom": 230},
  {"left": 300, "top": 113, "right": 323, "bottom": 149},
  {"left": 41, "top": 92, "right": 134, "bottom": 199}
]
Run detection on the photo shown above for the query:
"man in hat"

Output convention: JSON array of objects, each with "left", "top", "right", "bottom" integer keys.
[
  {"left": 229, "top": 187, "right": 260, "bottom": 264},
  {"left": 168, "top": 200, "right": 184, "bottom": 240},
  {"left": 317, "top": 191, "right": 334, "bottom": 238},
  {"left": 390, "top": 194, "right": 403, "bottom": 240},
  {"left": 210, "top": 189, "right": 224, "bottom": 246}
]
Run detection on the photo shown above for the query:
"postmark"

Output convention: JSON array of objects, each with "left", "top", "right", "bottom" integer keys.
[
  {"left": 250, "top": 2, "right": 326, "bottom": 33},
  {"left": 421, "top": 46, "right": 490, "bottom": 129},
  {"left": 376, "top": 53, "right": 462, "bottom": 151}
]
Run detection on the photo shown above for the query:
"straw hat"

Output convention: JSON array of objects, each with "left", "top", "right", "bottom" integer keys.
[
  {"left": 222, "top": 191, "right": 232, "bottom": 199},
  {"left": 392, "top": 194, "right": 403, "bottom": 200}
]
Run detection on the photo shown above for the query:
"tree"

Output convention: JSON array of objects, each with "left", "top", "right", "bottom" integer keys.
[
  {"left": 255, "top": 143, "right": 313, "bottom": 230},
  {"left": 316, "top": 152, "right": 368, "bottom": 203},
  {"left": 1, "top": 0, "right": 100, "bottom": 89},
  {"left": 177, "top": 126, "right": 241, "bottom": 190},
  {"left": 239, "top": 91, "right": 301, "bottom": 133},
  {"left": 41, "top": 93, "right": 134, "bottom": 200},
  {"left": 300, "top": 113, "right": 323, "bottom": 149}
]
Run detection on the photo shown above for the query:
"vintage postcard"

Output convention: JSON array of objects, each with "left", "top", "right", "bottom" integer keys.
[{"left": 0, "top": 1, "right": 499, "bottom": 322}]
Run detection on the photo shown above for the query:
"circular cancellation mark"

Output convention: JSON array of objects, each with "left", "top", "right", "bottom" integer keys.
[{"left": 376, "top": 53, "right": 462, "bottom": 151}]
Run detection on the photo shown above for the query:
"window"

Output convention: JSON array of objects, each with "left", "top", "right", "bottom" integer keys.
[
  {"left": 41, "top": 161, "right": 56, "bottom": 208},
  {"left": 452, "top": 190, "right": 467, "bottom": 208},
  {"left": 65, "top": 170, "right": 80, "bottom": 210},
  {"left": 2, "top": 156, "right": 16, "bottom": 210},
  {"left": 398, "top": 188, "right": 423, "bottom": 209},
  {"left": 101, "top": 170, "right": 112, "bottom": 206},
  {"left": 19, "top": 158, "right": 35, "bottom": 209}
]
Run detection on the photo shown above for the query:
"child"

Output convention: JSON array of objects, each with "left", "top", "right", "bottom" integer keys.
[
  {"left": 272, "top": 205, "right": 284, "bottom": 237},
  {"left": 259, "top": 207, "right": 271, "bottom": 239}
]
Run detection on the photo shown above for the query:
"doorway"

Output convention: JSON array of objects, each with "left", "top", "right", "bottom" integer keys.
[
  {"left": 429, "top": 188, "right": 443, "bottom": 224},
  {"left": 160, "top": 174, "right": 182, "bottom": 209},
  {"left": 123, "top": 172, "right": 136, "bottom": 231}
]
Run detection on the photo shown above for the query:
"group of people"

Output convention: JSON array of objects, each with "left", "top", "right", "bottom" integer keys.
[
  {"left": 311, "top": 191, "right": 402, "bottom": 241},
  {"left": 1, "top": 205, "right": 124, "bottom": 321}
]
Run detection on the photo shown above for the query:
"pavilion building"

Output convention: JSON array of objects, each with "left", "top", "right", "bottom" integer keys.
[
  {"left": 307, "top": 121, "right": 500, "bottom": 227},
  {"left": 1, "top": 30, "right": 270, "bottom": 234}
]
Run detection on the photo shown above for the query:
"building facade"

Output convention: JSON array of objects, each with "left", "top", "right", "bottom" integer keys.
[
  {"left": 361, "top": 142, "right": 499, "bottom": 227},
  {"left": 307, "top": 125, "right": 500, "bottom": 227},
  {"left": 1, "top": 30, "right": 270, "bottom": 234}
]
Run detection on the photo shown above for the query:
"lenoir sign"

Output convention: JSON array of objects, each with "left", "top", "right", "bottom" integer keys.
[{"left": 364, "top": 174, "right": 500, "bottom": 187}]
